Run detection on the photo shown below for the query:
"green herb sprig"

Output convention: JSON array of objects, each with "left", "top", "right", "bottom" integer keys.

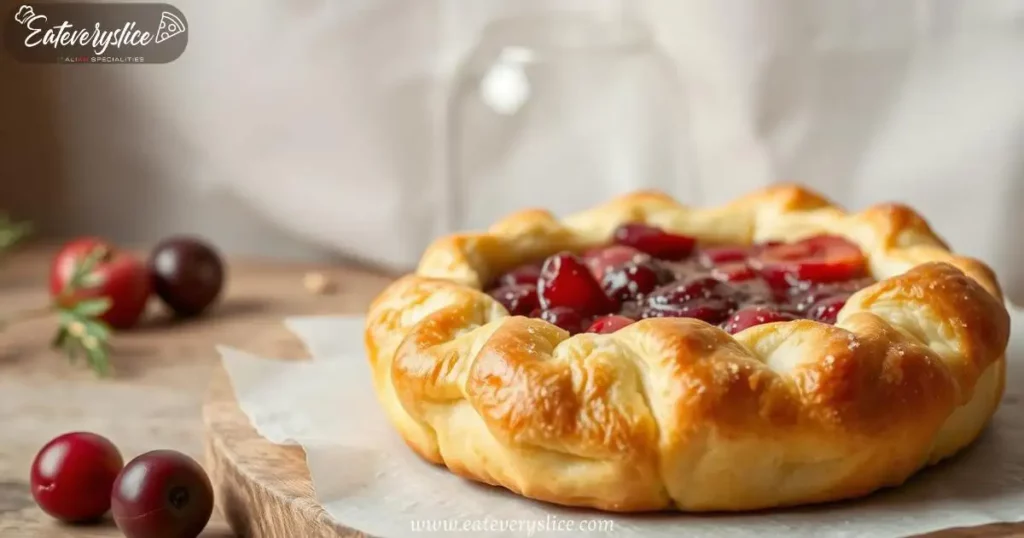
[
  {"left": 50, "top": 246, "right": 114, "bottom": 376},
  {"left": 0, "top": 220, "right": 114, "bottom": 376}
]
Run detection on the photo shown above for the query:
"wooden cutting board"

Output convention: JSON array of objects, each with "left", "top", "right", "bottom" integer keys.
[
  {"left": 202, "top": 346, "right": 1023, "bottom": 538},
  {"left": 204, "top": 365, "right": 362, "bottom": 538}
]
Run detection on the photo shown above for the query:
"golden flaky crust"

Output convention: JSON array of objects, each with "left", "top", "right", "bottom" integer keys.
[{"left": 364, "top": 185, "right": 1010, "bottom": 512}]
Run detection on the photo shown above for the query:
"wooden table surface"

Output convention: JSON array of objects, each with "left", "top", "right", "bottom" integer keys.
[
  {"left": 0, "top": 245, "right": 1020, "bottom": 538},
  {"left": 0, "top": 245, "right": 393, "bottom": 537}
]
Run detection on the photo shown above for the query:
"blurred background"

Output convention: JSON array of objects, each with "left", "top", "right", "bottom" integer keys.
[{"left": 2, "top": 0, "right": 1023, "bottom": 298}]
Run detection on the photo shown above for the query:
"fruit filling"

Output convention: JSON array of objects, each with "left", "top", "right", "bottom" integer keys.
[{"left": 485, "top": 223, "right": 875, "bottom": 335}]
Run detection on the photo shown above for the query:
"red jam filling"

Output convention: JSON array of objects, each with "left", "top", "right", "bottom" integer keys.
[{"left": 485, "top": 223, "right": 875, "bottom": 335}]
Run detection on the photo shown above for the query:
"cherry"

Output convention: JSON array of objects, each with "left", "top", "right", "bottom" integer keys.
[
  {"left": 698, "top": 246, "right": 749, "bottom": 266},
  {"left": 30, "top": 432, "right": 124, "bottom": 523},
  {"left": 149, "top": 237, "right": 225, "bottom": 318},
  {"left": 722, "top": 306, "right": 797, "bottom": 334},
  {"left": 582, "top": 245, "right": 645, "bottom": 281},
  {"left": 643, "top": 276, "right": 737, "bottom": 324},
  {"left": 586, "top": 315, "right": 635, "bottom": 334},
  {"left": 612, "top": 223, "right": 696, "bottom": 261},
  {"left": 537, "top": 307, "right": 587, "bottom": 335},
  {"left": 646, "top": 276, "right": 737, "bottom": 306},
  {"left": 488, "top": 284, "right": 539, "bottom": 316},
  {"left": 112, "top": 450, "right": 214, "bottom": 538},
  {"left": 537, "top": 253, "right": 616, "bottom": 316},
  {"left": 807, "top": 294, "right": 850, "bottom": 324},
  {"left": 752, "top": 235, "right": 866, "bottom": 287},
  {"left": 601, "top": 260, "right": 662, "bottom": 302},
  {"left": 49, "top": 238, "right": 151, "bottom": 329},
  {"left": 494, "top": 263, "right": 542, "bottom": 288},
  {"left": 789, "top": 278, "right": 873, "bottom": 312},
  {"left": 711, "top": 262, "right": 757, "bottom": 282}
]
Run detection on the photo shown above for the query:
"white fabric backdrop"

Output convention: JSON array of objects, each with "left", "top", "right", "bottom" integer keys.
[{"left": 47, "top": 0, "right": 1024, "bottom": 299}]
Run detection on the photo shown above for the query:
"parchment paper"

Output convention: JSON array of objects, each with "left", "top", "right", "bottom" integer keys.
[{"left": 218, "top": 311, "right": 1024, "bottom": 537}]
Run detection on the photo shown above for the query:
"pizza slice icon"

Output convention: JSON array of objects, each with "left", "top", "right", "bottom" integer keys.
[{"left": 155, "top": 11, "right": 186, "bottom": 44}]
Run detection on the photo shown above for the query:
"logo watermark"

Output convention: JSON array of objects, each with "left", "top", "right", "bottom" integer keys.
[
  {"left": 410, "top": 516, "right": 616, "bottom": 536},
  {"left": 3, "top": 3, "right": 187, "bottom": 64}
]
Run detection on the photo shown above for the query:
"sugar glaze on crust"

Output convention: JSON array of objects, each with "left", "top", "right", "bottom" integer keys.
[{"left": 364, "top": 185, "right": 1010, "bottom": 512}]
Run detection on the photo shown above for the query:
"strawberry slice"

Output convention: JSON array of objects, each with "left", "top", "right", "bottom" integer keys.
[{"left": 752, "top": 235, "right": 866, "bottom": 287}]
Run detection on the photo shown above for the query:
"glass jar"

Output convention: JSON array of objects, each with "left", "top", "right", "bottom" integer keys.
[{"left": 446, "top": 0, "right": 695, "bottom": 232}]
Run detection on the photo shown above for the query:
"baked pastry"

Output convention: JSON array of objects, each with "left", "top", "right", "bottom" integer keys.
[{"left": 364, "top": 185, "right": 1009, "bottom": 512}]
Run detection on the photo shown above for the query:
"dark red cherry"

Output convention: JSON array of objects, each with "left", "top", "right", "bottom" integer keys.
[
  {"left": 807, "top": 294, "right": 850, "bottom": 324},
  {"left": 488, "top": 284, "right": 539, "bottom": 316},
  {"left": 586, "top": 315, "right": 635, "bottom": 334},
  {"left": 582, "top": 245, "right": 645, "bottom": 282},
  {"left": 495, "top": 263, "right": 542, "bottom": 287},
  {"left": 752, "top": 235, "right": 866, "bottom": 287},
  {"left": 643, "top": 276, "right": 738, "bottom": 324},
  {"left": 538, "top": 253, "right": 616, "bottom": 316},
  {"left": 613, "top": 223, "right": 696, "bottom": 260},
  {"left": 722, "top": 306, "right": 797, "bottom": 334},
  {"left": 111, "top": 450, "right": 214, "bottom": 538},
  {"left": 698, "top": 246, "right": 749, "bottom": 267},
  {"left": 30, "top": 432, "right": 124, "bottom": 523},
  {"left": 601, "top": 261, "right": 662, "bottom": 302},
  {"left": 149, "top": 236, "right": 225, "bottom": 318},
  {"left": 646, "top": 276, "right": 737, "bottom": 306},
  {"left": 538, "top": 307, "right": 587, "bottom": 335},
  {"left": 789, "top": 278, "right": 873, "bottom": 312}
]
